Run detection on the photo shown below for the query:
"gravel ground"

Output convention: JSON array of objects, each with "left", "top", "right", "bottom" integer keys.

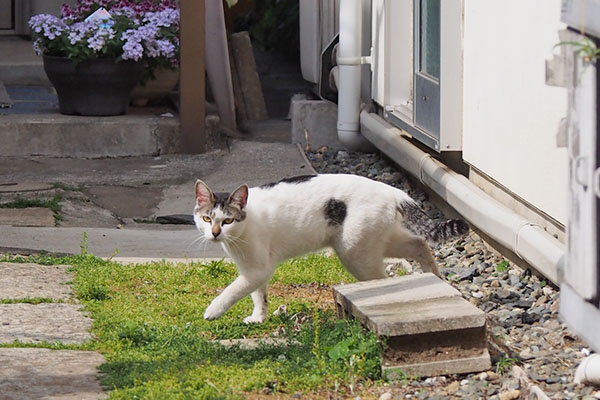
[{"left": 306, "top": 147, "right": 600, "bottom": 400}]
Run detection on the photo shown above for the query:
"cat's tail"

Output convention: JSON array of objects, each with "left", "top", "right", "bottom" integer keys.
[{"left": 397, "top": 200, "right": 469, "bottom": 242}]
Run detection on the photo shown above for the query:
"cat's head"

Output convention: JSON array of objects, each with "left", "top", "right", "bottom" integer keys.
[{"left": 193, "top": 180, "right": 248, "bottom": 242}]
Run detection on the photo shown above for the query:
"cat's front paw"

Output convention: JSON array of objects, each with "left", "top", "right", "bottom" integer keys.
[
  {"left": 204, "top": 301, "right": 226, "bottom": 321},
  {"left": 243, "top": 315, "right": 267, "bottom": 324}
]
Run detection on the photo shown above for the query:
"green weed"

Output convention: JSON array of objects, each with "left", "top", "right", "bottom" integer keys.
[
  {"left": 496, "top": 260, "right": 510, "bottom": 273},
  {"left": 496, "top": 356, "right": 517, "bottom": 375}
]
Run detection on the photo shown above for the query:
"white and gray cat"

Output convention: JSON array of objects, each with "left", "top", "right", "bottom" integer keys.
[{"left": 193, "top": 174, "right": 468, "bottom": 323}]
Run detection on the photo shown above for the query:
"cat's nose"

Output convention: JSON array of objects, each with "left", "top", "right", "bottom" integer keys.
[{"left": 212, "top": 227, "right": 221, "bottom": 238}]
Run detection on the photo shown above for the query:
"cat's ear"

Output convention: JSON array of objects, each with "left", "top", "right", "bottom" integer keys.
[
  {"left": 228, "top": 184, "right": 248, "bottom": 210},
  {"left": 195, "top": 180, "right": 215, "bottom": 207}
]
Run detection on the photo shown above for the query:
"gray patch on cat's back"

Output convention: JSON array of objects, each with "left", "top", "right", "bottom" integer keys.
[
  {"left": 324, "top": 199, "right": 347, "bottom": 226},
  {"left": 260, "top": 175, "right": 316, "bottom": 189}
]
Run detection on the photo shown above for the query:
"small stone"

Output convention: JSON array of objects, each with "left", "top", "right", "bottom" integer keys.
[
  {"left": 472, "top": 291, "right": 484, "bottom": 299},
  {"left": 473, "top": 276, "right": 485, "bottom": 285},
  {"left": 486, "top": 371, "right": 499, "bottom": 381},
  {"left": 491, "top": 280, "right": 501, "bottom": 287},
  {"left": 446, "top": 381, "right": 459, "bottom": 394},
  {"left": 336, "top": 150, "right": 350, "bottom": 160},
  {"left": 460, "top": 379, "right": 469, "bottom": 386},
  {"left": 458, "top": 267, "right": 478, "bottom": 281},
  {"left": 499, "top": 389, "right": 520, "bottom": 400},
  {"left": 534, "top": 296, "right": 548, "bottom": 307},
  {"left": 509, "top": 275, "right": 520, "bottom": 286},
  {"left": 379, "top": 392, "right": 392, "bottom": 400},
  {"left": 476, "top": 372, "right": 488, "bottom": 381},
  {"left": 542, "top": 286, "right": 554, "bottom": 296},
  {"left": 519, "top": 349, "right": 536, "bottom": 360}
]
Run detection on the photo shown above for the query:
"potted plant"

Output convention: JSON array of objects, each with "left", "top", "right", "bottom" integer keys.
[{"left": 29, "top": 0, "right": 179, "bottom": 116}]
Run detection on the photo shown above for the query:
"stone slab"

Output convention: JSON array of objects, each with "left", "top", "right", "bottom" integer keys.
[
  {"left": 291, "top": 99, "right": 343, "bottom": 150},
  {"left": 0, "top": 113, "right": 181, "bottom": 158},
  {"left": 0, "top": 207, "right": 55, "bottom": 227},
  {"left": 333, "top": 273, "right": 485, "bottom": 336},
  {"left": 216, "top": 338, "right": 300, "bottom": 350},
  {"left": 0, "top": 304, "right": 93, "bottom": 344},
  {"left": 0, "top": 182, "right": 54, "bottom": 193},
  {"left": 0, "top": 263, "right": 73, "bottom": 300},
  {"left": 0, "top": 348, "right": 106, "bottom": 400},
  {"left": 382, "top": 349, "right": 492, "bottom": 379}
]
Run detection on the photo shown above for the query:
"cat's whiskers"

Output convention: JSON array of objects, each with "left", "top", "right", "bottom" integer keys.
[
  {"left": 187, "top": 234, "right": 204, "bottom": 250},
  {"left": 224, "top": 236, "right": 246, "bottom": 260}
]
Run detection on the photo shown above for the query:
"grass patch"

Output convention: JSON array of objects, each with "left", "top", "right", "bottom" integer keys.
[
  {"left": 1, "top": 253, "right": 383, "bottom": 398},
  {"left": 0, "top": 194, "right": 63, "bottom": 223},
  {"left": 0, "top": 297, "right": 60, "bottom": 305}
]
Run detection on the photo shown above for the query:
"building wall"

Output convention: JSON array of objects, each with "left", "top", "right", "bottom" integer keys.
[
  {"left": 462, "top": 0, "right": 568, "bottom": 224},
  {"left": 30, "top": 0, "right": 76, "bottom": 16}
]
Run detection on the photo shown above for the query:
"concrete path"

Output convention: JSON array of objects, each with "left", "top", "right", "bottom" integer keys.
[
  {"left": 0, "top": 262, "right": 106, "bottom": 399},
  {"left": 0, "top": 140, "right": 313, "bottom": 258}
]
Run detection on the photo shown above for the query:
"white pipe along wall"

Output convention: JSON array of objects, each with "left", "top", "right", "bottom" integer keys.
[
  {"left": 336, "top": 0, "right": 372, "bottom": 150},
  {"left": 359, "top": 111, "right": 564, "bottom": 284}
]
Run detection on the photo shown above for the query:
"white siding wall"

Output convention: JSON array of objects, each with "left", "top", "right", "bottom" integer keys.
[{"left": 462, "top": 0, "right": 568, "bottom": 224}]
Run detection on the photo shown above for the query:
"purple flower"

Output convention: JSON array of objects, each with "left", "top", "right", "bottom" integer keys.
[
  {"left": 28, "top": 14, "right": 66, "bottom": 40},
  {"left": 87, "top": 27, "right": 115, "bottom": 52},
  {"left": 68, "top": 20, "right": 98, "bottom": 45},
  {"left": 143, "top": 8, "right": 179, "bottom": 28}
]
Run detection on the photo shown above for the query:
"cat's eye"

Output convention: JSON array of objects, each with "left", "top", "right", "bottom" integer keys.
[
  {"left": 222, "top": 218, "right": 234, "bottom": 225},
  {"left": 202, "top": 216, "right": 211, "bottom": 223}
]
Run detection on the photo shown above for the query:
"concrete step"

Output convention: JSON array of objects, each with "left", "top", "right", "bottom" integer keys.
[
  {"left": 0, "top": 111, "right": 190, "bottom": 158},
  {"left": 333, "top": 273, "right": 491, "bottom": 378}
]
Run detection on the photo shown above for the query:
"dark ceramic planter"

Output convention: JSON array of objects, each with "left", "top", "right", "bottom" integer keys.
[{"left": 43, "top": 55, "right": 144, "bottom": 116}]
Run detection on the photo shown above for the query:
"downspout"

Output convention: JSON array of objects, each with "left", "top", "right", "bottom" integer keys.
[
  {"left": 360, "top": 111, "right": 564, "bottom": 284},
  {"left": 337, "top": 0, "right": 373, "bottom": 151}
]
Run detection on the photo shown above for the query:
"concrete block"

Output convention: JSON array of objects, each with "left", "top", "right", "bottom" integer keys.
[
  {"left": 291, "top": 99, "right": 343, "bottom": 150},
  {"left": 0, "top": 263, "right": 73, "bottom": 300},
  {"left": 333, "top": 274, "right": 485, "bottom": 336},
  {"left": 333, "top": 273, "right": 491, "bottom": 378},
  {"left": 0, "top": 207, "right": 55, "bottom": 227},
  {"left": 0, "top": 348, "right": 106, "bottom": 400},
  {"left": 0, "top": 113, "right": 180, "bottom": 158},
  {"left": 0, "top": 303, "right": 94, "bottom": 344},
  {"left": 382, "top": 349, "right": 492, "bottom": 379}
]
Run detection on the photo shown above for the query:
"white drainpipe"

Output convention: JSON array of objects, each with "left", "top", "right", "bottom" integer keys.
[
  {"left": 575, "top": 354, "right": 600, "bottom": 385},
  {"left": 360, "top": 111, "right": 564, "bottom": 284},
  {"left": 337, "top": 0, "right": 372, "bottom": 151}
]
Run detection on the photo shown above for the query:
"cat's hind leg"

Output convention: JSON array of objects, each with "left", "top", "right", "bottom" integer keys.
[
  {"left": 243, "top": 283, "right": 268, "bottom": 324},
  {"left": 385, "top": 226, "right": 441, "bottom": 277},
  {"left": 334, "top": 243, "right": 388, "bottom": 281}
]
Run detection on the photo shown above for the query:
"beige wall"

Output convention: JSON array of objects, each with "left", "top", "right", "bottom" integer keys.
[{"left": 462, "top": 0, "right": 568, "bottom": 224}]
